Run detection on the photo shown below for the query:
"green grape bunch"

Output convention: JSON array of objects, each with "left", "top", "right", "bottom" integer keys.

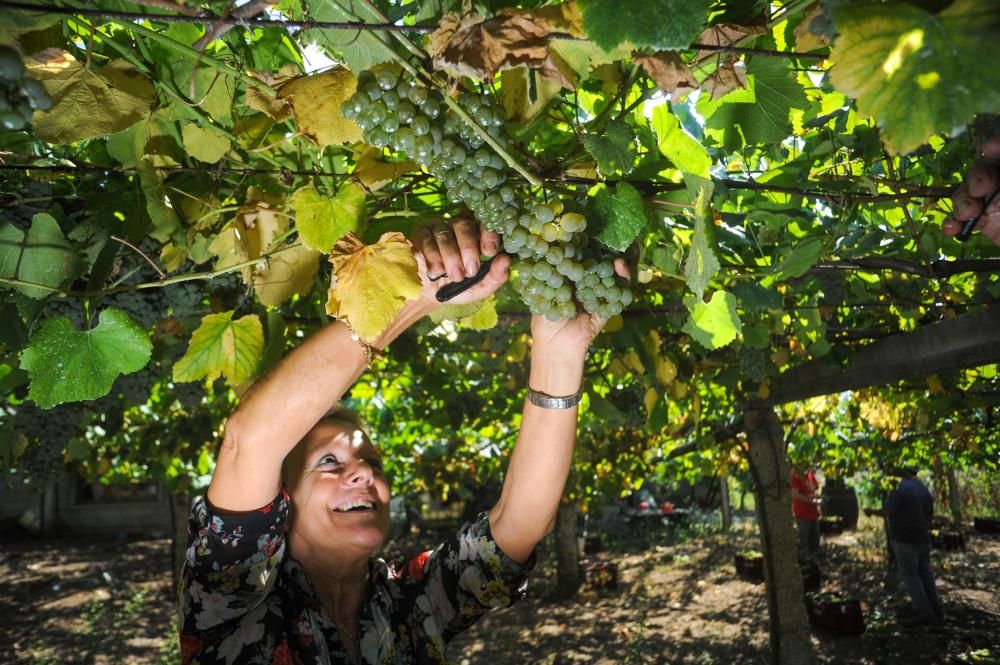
[
  {"left": 341, "top": 68, "right": 633, "bottom": 320},
  {"left": 0, "top": 45, "right": 52, "bottom": 132}
]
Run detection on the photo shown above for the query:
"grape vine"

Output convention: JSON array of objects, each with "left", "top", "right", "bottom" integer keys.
[{"left": 342, "top": 68, "right": 633, "bottom": 320}]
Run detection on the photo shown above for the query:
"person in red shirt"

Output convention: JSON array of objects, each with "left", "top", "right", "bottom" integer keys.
[{"left": 790, "top": 466, "right": 822, "bottom": 565}]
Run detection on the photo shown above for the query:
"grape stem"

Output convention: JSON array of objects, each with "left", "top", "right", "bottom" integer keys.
[{"left": 111, "top": 235, "right": 165, "bottom": 279}]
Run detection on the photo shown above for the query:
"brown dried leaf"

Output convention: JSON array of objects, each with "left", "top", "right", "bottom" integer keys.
[
  {"left": 246, "top": 85, "right": 292, "bottom": 122},
  {"left": 702, "top": 58, "right": 747, "bottom": 100},
  {"left": 695, "top": 23, "right": 767, "bottom": 61},
  {"left": 428, "top": 9, "right": 550, "bottom": 80},
  {"left": 635, "top": 51, "right": 698, "bottom": 99}
]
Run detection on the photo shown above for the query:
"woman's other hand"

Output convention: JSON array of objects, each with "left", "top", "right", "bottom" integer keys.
[
  {"left": 411, "top": 219, "right": 511, "bottom": 307},
  {"left": 943, "top": 135, "right": 1000, "bottom": 247},
  {"left": 530, "top": 257, "right": 632, "bottom": 358}
]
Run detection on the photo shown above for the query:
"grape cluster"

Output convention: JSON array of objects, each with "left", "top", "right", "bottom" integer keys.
[
  {"left": 342, "top": 69, "right": 633, "bottom": 320},
  {"left": 0, "top": 45, "right": 51, "bottom": 132},
  {"left": 13, "top": 402, "right": 83, "bottom": 486},
  {"left": 740, "top": 347, "right": 770, "bottom": 384}
]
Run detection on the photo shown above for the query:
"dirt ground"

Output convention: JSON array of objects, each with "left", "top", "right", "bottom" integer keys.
[{"left": 1, "top": 515, "right": 998, "bottom": 664}]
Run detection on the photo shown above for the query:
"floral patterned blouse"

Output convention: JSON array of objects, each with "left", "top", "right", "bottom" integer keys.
[{"left": 178, "top": 488, "right": 534, "bottom": 664}]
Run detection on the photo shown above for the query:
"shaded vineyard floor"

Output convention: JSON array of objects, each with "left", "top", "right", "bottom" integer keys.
[{"left": 1, "top": 516, "right": 998, "bottom": 664}]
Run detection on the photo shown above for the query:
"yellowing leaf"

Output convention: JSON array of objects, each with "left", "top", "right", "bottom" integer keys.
[
  {"left": 603, "top": 314, "right": 624, "bottom": 333},
  {"left": 644, "top": 387, "right": 660, "bottom": 416},
  {"left": 277, "top": 68, "right": 363, "bottom": 148},
  {"left": 460, "top": 297, "right": 498, "bottom": 330},
  {"left": 609, "top": 357, "right": 629, "bottom": 379},
  {"left": 925, "top": 375, "right": 946, "bottom": 394},
  {"left": 293, "top": 183, "right": 366, "bottom": 252},
  {"left": 239, "top": 199, "right": 288, "bottom": 263},
  {"left": 506, "top": 333, "right": 529, "bottom": 363},
  {"left": 253, "top": 244, "right": 321, "bottom": 307},
  {"left": 173, "top": 311, "right": 264, "bottom": 385},
  {"left": 643, "top": 329, "right": 662, "bottom": 358},
  {"left": 532, "top": 2, "right": 586, "bottom": 36},
  {"left": 794, "top": 5, "right": 832, "bottom": 52},
  {"left": 325, "top": 232, "right": 422, "bottom": 343},
  {"left": 656, "top": 357, "right": 678, "bottom": 386},
  {"left": 499, "top": 65, "right": 563, "bottom": 124},
  {"left": 623, "top": 349, "right": 645, "bottom": 374},
  {"left": 182, "top": 124, "right": 231, "bottom": 164},
  {"left": 27, "top": 50, "right": 155, "bottom": 143},
  {"left": 246, "top": 84, "right": 292, "bottom": 121},
  {"left": 353, "top": 148, "right": 419, "bottom": 193}
]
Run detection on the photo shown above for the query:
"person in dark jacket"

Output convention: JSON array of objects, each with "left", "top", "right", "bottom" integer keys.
[{"left": 885, "top": 466, "right": 944, "bottom": 626}]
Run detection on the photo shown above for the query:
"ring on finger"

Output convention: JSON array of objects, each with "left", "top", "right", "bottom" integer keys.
[
  {"left": 434, "top": 229, "right": 453, "bottom": 241},
  {"left": 427, "top": 271, "right": 448, "bottom": 282}
]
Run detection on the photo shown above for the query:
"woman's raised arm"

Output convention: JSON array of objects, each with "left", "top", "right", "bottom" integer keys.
[{"left": 207, "top": 221, "right": 508, "bottom": 512}]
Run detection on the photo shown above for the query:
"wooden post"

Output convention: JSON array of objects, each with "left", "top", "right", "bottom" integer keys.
[
  {"left": 720, "top": 475, "right": 732, "bottom": 531},
  {"left": 744, "top": 400, "right": 814, "bottom": 665},
  {"left": 554, "top": 500, "right": 581, "bottom": 598},
  {"left": 946, "top": 468, "right": 963, "bottom": 525}
]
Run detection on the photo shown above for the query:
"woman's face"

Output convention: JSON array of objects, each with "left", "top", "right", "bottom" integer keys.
[{"left": 286, "top": 420, "right": 391, "bottom": 557}]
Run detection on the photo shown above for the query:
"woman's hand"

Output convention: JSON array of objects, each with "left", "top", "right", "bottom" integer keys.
[
  {"left": 943, "top": 135, "right": 1000, "bottom": 247},
  {"left": 410, "top": 219, "right": 511, "bottom": 307},
  {"left": 530, "top": 257, "right": 632, "bottom": 358}
]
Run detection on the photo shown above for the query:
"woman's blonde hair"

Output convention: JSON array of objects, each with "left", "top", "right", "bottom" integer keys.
[{"left": 281, "top": 404, "right": 373, "bottom": 485}]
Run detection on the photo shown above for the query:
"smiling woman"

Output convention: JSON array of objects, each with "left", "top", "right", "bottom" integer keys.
[{"left": 177, "top": 218, "right": 630, "bottom": 665}]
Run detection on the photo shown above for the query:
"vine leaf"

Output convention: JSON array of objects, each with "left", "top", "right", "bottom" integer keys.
[
  {"left": 173, "top": 311, "right": 264, "bottom": 386},
  {"left": 26, "top": 49, "right": 154, "bottom": 144},
  {"left": 694, "top": 23, "right": 767, "bottom": 61},
  {"left": 682, "top": 189, "right": 719, "bottom": 300},
  {"left": 651, "top": 105, "right": 711, "bottom": 194},
  {"left": 292, "top": 183, "right": 366, "bottom": 252},
  {"left": 429, "top": 10, "right": 551, "bottom": 81},
  {"left": 499, "top": 65, "right": 563, "bottom": 124},
  {"left": 590, "top": 181, "right": 647, "bottom": 252},
  {"left": 578, "top": 0, "right": 710, "bottom": 52},
  {"left": 300, "top": 0, "right": 397, "bottom": 74},
  {"left": 0, "top": 213, "right": 82, "bottom": 299},
  {"left": 583, "top": 120, "right": 635, "bottom": 176},
  {"left": 698, "top": 59, "right": 808, "bottom": 151},
  {"left": 182, "top": 124, "right": 231, "bottom": 164},
  {"left": 794, "top": 5, "right": 832, "bottom": 52},
  {"left": 774, "top": 237, "right": 823, "bottom": 281},
  {"left": 635, "top": 51, "right": 698, "bottom": 99},
  {"left": 20, "top": 309, "right": 153, "bottom": 408},
  {"left": 353, "top": 148, "right": 419, "bottom": 193},
  {"left": 701, "top": 58, "right": 748, "bottom": 100},
  {"left": 732, "top": 282, "right": 783, "bottom": 311},
  {"left": 430, "top": 297, "right": 499, "bottom": 331},
  {"left": 277, "top": 68, "right": 363, "bottom": 148},
  {"left": 682, "top": 290, "right": 742, "bottom": 350},
  {"left": 326, "top": 232, "right": 421, "bottom": 343},
  {"left": 253, "top": 244, "right": 321, "bottom": 307},
  {"left": 136, "top": 159, "right": 181, "bottom": 242},
  {"left": 830, "top": 0, "right": 1000, "bottom": 154}
]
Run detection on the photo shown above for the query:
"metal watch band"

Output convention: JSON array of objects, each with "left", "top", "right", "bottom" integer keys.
[{"left": 527, "top": 387, "right": 583, "bottom": 409}]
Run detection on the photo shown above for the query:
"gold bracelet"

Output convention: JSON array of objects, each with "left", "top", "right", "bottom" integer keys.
[{"left": 347, "top": 329, "right": 385, "bottom": 370}]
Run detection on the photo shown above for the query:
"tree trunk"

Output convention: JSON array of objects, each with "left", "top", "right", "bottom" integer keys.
[
  {"left": 41, "top": 479, "right": 59, "bottom": 536},
  {"left": 744, "top": 401, "right": 815, "bottom": 665},
  {"left": 554, "top": 500, "right": 581, "bottom": 599},
  {"left": 720, "top": 475, "right": 732, "bottom": 531},
  {"left": 170, "top": 491, "right": 191, "bottom": 597},
  {"left": 946, "top": 468, "right": 963, "bottom": 525}
]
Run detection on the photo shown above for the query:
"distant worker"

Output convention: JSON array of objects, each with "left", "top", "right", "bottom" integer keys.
[
  {"left": 790, "top": 465, "right": 822, "bottom": 566},
  {"left": 885, "top": 466, "right": 944, "bottom": 627}
]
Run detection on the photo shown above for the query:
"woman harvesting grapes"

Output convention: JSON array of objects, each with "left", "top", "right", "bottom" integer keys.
[{"left": 179, "top": 219, "right": 629, "bottom": 664}]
